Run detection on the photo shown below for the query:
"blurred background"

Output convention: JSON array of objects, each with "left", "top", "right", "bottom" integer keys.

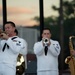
[{"left": 0, "top": 0, "right": 75, "bottom": 75}]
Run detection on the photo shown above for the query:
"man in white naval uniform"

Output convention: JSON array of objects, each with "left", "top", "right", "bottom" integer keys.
[
  {"left": 0, "top": 21, "right": 27, "bottom": 75},
  {"left": 34, "top": 28, "right": 61, "bottom": 75}
]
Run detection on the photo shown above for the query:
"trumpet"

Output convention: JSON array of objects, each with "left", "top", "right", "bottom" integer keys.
[{"left": 42, "top": 38, "right": 49, "bottom": 46}]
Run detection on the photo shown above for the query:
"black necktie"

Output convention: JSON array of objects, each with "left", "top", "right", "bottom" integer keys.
[{"left": 44, "top": 46, "right": 48, "bottom": 55}]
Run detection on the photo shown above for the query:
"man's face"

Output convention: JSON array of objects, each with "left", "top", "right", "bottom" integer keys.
[
  {"left": 42, "top": 30, "right": 51, "bottom": 39},
  {"left": 5, "top": 24, "right": 15, "bottom": 35}
]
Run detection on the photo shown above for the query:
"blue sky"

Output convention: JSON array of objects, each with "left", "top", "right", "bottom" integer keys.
[{"left": 0, "top": 0, "right": 59, "bottom": 26}]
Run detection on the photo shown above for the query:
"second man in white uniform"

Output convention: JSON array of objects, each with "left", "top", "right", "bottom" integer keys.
[{"left": 34, "top": 28, "right": 61, "bottom": 75}]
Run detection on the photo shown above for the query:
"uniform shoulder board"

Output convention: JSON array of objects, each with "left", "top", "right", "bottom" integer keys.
[{"left": 11, "top": 37, "right": 18, "bottom": 40}]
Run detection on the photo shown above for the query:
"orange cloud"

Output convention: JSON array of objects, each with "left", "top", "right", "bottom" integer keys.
[
  {"left": 0, "top": 6, "right": 2, "bottom": 15},
  {"left": 0, "top": 5, "right": 2, "bottom": 10},
  {"left": 0, "top": 5, "right": 39, "bottom": 26},
  {"left": 7, "top": 18, "right": 39, "bottom": 26},
  {"left": 0, "top": 5, "right": 35, "bottom": 16},
  {"left": 0, "top": 17, "right": 39, "bottom": 27},
  {"left": 7, "top": 6, "right": 34, "bottom": 15}
]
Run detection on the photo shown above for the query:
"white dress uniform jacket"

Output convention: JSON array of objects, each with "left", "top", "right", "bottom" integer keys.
[
  {"left": 0, "top": 36, "right": 27, "bottom": 71},
  {"left": 34, "top": 39, "right": 61, "bottom": 72}
]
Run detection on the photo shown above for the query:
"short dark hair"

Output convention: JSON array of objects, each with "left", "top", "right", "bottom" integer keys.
[
  {"left": 42, "top": 28, "right": 51, "bottom": 33},
  {"left": 5, "top": 21, "right": 16, "bottom": 27}
]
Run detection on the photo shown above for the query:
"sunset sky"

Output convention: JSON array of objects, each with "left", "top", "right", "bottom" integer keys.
[{"left": 0, "top": 0, "right": 60, "bottom": 26}]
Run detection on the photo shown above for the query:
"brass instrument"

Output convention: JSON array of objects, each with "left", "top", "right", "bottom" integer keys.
[
  {"left": 42, "top": 38, "right": 49, "bottom": 46},
  {"left": 65, "top": 36, "right": 75, "bottom": 75},
  {"left": 16, "top": 54, "right": 25, "bottom": 75}
]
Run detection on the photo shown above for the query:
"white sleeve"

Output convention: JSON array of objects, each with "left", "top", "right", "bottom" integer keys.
[
  {"left": 49, "top": 41, "right": 61, "bottom": 57},
  {"left": 34, "top": 42, "right": 44, "bottom": 56},
  {"left": 20, "top": 39, "right": 28, "bottom": 55},
  {"left": 6, "top": 38, "right": 24, "bottom": 54},
  {"left": 19, "top": 39, "right": 28, "bottom": 69}
]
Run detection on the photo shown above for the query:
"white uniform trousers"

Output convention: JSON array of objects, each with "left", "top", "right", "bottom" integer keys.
[
  {"left": 0, "top": 63, "right": 16, "bottom": 75},
  {"left": 37, "top": 70, "right": 59, "bottom": 75}
]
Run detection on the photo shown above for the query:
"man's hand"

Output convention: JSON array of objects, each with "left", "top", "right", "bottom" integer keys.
[{"left": 0, "top": 33, "right": 9, "bottom": 40}]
